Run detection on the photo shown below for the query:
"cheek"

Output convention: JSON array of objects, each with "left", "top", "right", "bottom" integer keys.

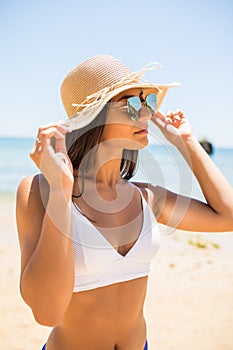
[
  {"left": 102, "top": 123, "right": 133, "bottom": 141},
  {"left": 102, "top": 123, "right": 148, "bottom": 150}
]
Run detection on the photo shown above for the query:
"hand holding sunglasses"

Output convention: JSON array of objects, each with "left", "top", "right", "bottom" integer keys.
[{"left": 152, "top": 109, "right": 193, "bottom": 145}]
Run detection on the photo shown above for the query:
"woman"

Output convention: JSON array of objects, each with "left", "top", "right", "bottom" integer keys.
[{"left": 16, "top": 54, "right": 233, "bottom": 350}]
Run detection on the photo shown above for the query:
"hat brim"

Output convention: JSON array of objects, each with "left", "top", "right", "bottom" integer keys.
[{"left": 65, "top": 82, "right": 181, "bottom": 130}]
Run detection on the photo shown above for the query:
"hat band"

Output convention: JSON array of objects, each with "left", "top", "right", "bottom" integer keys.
[{"left": 71, "top": 62, "right": 162, "bottom": 117}]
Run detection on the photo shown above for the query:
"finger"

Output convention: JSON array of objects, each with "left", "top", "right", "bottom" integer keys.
[
  {"left": 152, "top": 110, "right": 171, "bottom": 128},
  {"left": 166, "top": 110, "right": 175, "bottom": 123},
  {"left": 32, "top": 129, "right": 65, "bottom": 157},
  {"left": 151, "top": 113, "right": 168, "bottom": 129},
  {"left": 166, "top": 110, "right": 174, "bottom": 117},
  {"left": 166, "top": 110, "right": 184, "bottom": 119},
  {"left": 171, "top": 114, "right": 181, "bottom": 121},
  {"left": 37, "top": 122, "right": 71, "bottom": 136},
  {"left": 153, "top": 110, "right": 167, "bottom": 122},
  {"left": 50, "top": 127, "right": 70, "bottom": 154},
  {"left": 175, "top": 109, "right": 184, "bottom": 116},
  {"left": 55, "top": 136, "right": 68, "bottom": 154},
  {"left": 31, "top": 137, "right": 49, "bottom": 155},
  {"left": 37, "top": 127, "right": 67, "bottom": 141},
  {"left": 37, "top": 120, "right": 66, "bottom": 129}
]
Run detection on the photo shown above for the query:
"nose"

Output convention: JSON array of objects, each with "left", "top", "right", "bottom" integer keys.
[{"left": 137, "top": 104, "right": 152, "bottom": 121}]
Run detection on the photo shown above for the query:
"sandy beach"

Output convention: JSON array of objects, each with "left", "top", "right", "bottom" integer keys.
[{"left": 1, "top": 198, "right": 233, "bottom": 350}]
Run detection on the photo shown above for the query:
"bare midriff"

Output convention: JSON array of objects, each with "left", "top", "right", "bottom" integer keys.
[{"left": 46, "top": 276, "right": 148, "bottom": 350}]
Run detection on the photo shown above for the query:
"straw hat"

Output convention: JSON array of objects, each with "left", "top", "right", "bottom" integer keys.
[{"left": 61, "top": 54, "right": 180, "bottom": 129}]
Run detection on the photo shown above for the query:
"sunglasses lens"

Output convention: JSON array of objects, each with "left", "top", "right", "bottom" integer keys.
[
  {"left": 127, "top": 96, "right": 141, "bottom": 121},
  {"left": 145, "top": 94, "right": 157, "bottom": 114},
  {"left": 127, "top": 94, "right": 157, "bottom": 121}
]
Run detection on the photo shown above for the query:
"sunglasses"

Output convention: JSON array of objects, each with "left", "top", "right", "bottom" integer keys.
[{"left": 126, "top": 93, "right": 157, "bottom": 121}]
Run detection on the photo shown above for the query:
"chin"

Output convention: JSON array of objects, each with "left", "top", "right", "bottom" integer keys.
[
  {"left": 124, "top": 137, "right": 149, "bottom": 150},
  {"left": 137, "top": 139, "right": 149, "bottom": 149}
]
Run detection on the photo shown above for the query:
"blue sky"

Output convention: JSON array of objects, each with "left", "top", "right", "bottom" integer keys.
[{"left": 0, "top": 0, "right": 232, "bottom": 147}]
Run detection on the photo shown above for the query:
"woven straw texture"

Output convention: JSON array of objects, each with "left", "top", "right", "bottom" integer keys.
[{"left": 61, "top": 55, "right": 132, "bottom": 118}]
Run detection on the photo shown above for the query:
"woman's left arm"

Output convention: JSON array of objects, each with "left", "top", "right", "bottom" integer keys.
[{"left": 151, "top": 110, "right": 233, "bottom": 232}]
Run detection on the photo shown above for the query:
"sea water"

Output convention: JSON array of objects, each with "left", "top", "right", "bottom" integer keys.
[
  {"left": 0, "top": 136, "right": 233, "bottom": 199},
  {"left": 0, "top": 136, "right": 233, "bottom": 249}
]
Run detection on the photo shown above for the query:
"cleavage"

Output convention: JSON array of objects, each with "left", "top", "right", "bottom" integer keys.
[{"left": 73, "top": 188, "right": 144, "bottom": 255}]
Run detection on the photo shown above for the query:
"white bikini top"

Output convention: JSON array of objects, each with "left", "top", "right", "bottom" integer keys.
[{"left": 71, "top": 185, "right": 160, "bottom": 292}]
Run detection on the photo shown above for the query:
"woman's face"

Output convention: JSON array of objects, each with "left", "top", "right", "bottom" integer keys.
[{"left": 102, "top": 88, "right": 152, "bottom": 150}]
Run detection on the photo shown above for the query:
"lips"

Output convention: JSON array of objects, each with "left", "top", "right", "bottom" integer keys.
[{"left": 134, "top": 129, "right": 148, "bottom": 135}]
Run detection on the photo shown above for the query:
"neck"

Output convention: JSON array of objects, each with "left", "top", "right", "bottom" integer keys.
[{"left": 82, "top": 143, "right": 124, "bottom": 189}]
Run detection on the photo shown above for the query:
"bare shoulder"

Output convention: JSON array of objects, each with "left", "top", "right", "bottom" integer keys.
[
  {"left": 16, "top": 173, "right": 50, "bottom": 273},
  {"left": 131, "top": 181, "right": 150, "bottom": 199},
  {"left": 16, "top": 173, "right": 49, "bottom": 214},
  {"left": 131, "top": 181, "right": 166, "bottom": 198},
  {"left": 131, "top": 181, "right": 168, "bottom": 217}
]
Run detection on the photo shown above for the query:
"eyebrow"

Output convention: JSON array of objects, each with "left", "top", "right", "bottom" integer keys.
[{"left": 117, "top": 90, "right": 143, "bottom": 102}]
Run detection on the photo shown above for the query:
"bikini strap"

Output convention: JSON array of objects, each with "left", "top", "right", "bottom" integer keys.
[{"left": 130, "top": 182, "right": 152, "bottom": 208}]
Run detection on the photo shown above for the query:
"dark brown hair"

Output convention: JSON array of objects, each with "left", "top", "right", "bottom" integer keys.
[{"left": 65, "top": 104, "right": 138, "bottom": 196}]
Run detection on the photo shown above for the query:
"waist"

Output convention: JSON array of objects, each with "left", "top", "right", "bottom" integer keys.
[
  {"left": 47, "top": 314, "right": 147, "bottom": 350},
  {"left": 47, "top": 278, "right": 148, "bottom": 349},
  {"left": 63, "top": 276, "right": 148, "bottom": 325}
]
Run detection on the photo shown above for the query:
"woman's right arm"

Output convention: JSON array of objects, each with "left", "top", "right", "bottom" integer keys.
[{"left": 16, "top": 122, "right": 75, "bottom": 327}]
